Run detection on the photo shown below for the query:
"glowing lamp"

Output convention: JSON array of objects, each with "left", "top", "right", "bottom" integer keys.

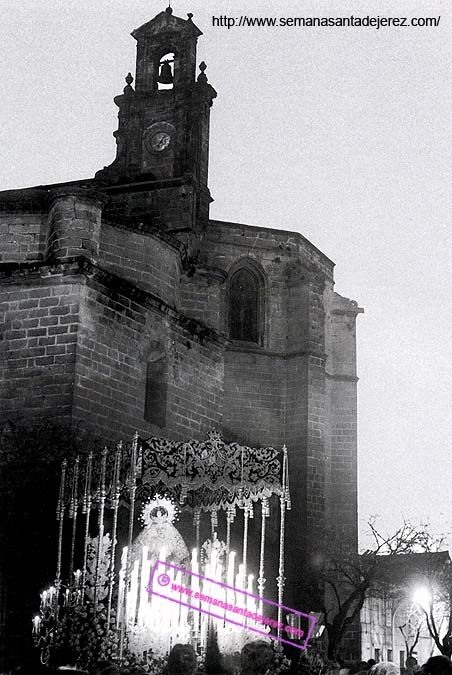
[{"left": 413, "top": 586, "right": 431, "bottom": 611}]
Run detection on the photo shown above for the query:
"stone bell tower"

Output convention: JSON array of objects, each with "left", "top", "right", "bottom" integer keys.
[{"left": 95, "top": 6, "right": 217, "bottom": 227}]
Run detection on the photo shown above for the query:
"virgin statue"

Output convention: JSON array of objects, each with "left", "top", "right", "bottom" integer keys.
[{"left": 131, "top": 494, "right": 190, "bottom": 567}]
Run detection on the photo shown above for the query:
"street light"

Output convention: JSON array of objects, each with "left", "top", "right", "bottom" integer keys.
[
  {"left": 391, "top": 594, "right": 425, "bottom": 666},
  {"left": 413, "top": 587, "right": 431, "bottom": 613}
]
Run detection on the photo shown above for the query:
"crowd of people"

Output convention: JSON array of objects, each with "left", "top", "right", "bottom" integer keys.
[
  {"left": 335, "top": 656, "right": 452, "bottom": 675},
  {"left": 3, "top": 645, "right": 452, "bottom": 675}
]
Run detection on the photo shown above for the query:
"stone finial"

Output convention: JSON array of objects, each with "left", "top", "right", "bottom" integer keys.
[
  {"left": 187, "top": 12, "right": 193, "bottom": 21},
  {"left": 197, "top": 61, "right": 208, "bottom": 83},
  {"left": 165, "top": 5, "right": 173, "bottom": 14},
  {"left": 123, "top": 72, "right": 134, "bottom": 95}
]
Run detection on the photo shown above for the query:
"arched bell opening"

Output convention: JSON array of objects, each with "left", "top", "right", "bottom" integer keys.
[{"left": 157, "top": 51, "right": 175, "bottom": 90}]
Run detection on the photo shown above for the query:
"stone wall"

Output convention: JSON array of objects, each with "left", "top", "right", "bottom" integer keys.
[
  {"left": 222, "top": 349, "right": 285, "bottom": 447},
  {"left": 0, "top": 270, "right": 80, "bottom": 426},
  {"left": 0, "top": 213, "right": 48, "bottom": 263},
  {"left": 0, "top": 190, "right": 362, "bottom": 657},
  {"left": 72, "top": 270, "right": 224, "bottom": 444},
  {"left": 99, "top": 221, "right": 181, "bottom": 308}
]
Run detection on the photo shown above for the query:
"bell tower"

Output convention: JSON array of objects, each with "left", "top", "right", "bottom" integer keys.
[{"left": 95, "top": 6, "right": 217, "bottom": 226}]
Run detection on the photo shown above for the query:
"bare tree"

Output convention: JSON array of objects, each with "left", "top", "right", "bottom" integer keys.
[
  {"left": 307, "top": 519, "right": 433, "bottom": 660},
  {"left": 399, "top": 613, "right": 424, "bottom": 658},
  {"left": 412, "top": 558, "right": 452, "bottom": 657},
  {"left": 381, "top": 526, "right": 452, "bottom": 658}
]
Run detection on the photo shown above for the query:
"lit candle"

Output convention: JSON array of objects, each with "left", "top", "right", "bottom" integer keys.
[
  {"left": 153, "top": 546, "right": 167, "bottom": 627},
  {"left": 49, "top": 586, "right": 55, "bottom": 606},
  {"left": 129, "top": 560, "right": 139, "bottom": 623},
  {"left": 191, "top": 548, "right": 198, "bottom": 571},
  {"left": 40, "top": 591, "right": 47, "bottom": 609},
  {"left": 236, "top": 564, "right": 245, "bottom": 591},
  {"left": 227, "top": 551, "right": 235, "bottom": 585},
  {"left": 32, "top": 615, "right": 41, "bottom": 635},
  {"left": 247, "top": 575, "right": 256, "bottom": 615},
  {"left": 227, "top": 551, "right": 236, "bottom": 608},
  {"left": 64, "top": 589, "right": 70, "bottom": 607},
  {"left": 179, "top": 587, "right": 189, "bottom": 628},
  {"left": 191, "top": 548, "right": 199, "bottom": 590},
  {"left": 138, "top": 546, "right": 149, "bottom": 625},
  {"left": 211, "top": 549, "right": 217, "bottom": 580},
  {"left": 74, "top": 569, "right": 82, "bottom": 589},
  {"left": 116, "top": 548, "right": 127, "bottom": 629},
  {"left": 190, "top": 548, "right": 200, "bottom": 640},
  {"left": 200, "top": 611, "right": 208, "bottom": 650}
]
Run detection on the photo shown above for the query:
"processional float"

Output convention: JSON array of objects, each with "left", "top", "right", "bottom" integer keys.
[{"left": 33, "top": 430, "right": 291, "bottom": 666}]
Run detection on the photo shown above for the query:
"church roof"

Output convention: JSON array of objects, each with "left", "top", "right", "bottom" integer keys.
[
  {"left": 370, "top": 550, "right": 451, "bottom": 587},
  {"left": 131, "top": 7, "right": 202, "bottom": 41}
]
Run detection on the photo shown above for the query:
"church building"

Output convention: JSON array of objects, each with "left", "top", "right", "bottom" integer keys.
[{"left": 0, "top": 7, "right": 362, "bottom": 659}]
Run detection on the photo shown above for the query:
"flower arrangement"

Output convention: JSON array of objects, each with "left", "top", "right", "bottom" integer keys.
[
  {"left": 52, "top": 602, "right": 120, "bottom": 670},
  {"left": 120, "top": 650, "right": 168, "bottom": 675},
  {"left": 294, "top": 646, "right": 329, "bottom": 675},
  {"left": 53, "top": 601, "right": 170, "bottom": 674},
  {"left": 84, "top": 533, "right": 113, "bottom": 603},
  {"left": 238, "top": 639, "right": 291, "bottom": 675},
  {"left": 269, "top": 639, "right": 292, "bottom": 675}
]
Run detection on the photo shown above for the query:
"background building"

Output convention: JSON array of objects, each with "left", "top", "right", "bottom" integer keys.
[
  {"left": 361, "top": 552, "right": 451, "bottom": 665},
  {"left": 0, "top": 7, "right": 361, "bottom": 665}
]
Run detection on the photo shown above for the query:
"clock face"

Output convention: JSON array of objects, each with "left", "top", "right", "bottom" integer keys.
[{"left": 150, "top": 131, "right": 171, "bottom": 152}]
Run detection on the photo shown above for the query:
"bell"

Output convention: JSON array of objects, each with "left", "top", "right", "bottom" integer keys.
[{"left": 157, "top": 60, "right": 173, "bottom": 85}]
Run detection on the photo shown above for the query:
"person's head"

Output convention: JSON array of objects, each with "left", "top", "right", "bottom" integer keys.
[
  {"left": 407, "top": 658, "right": 418, "bottom": 670},
  {"left": 94, "top": 663, "right": 122, "bottom": 675},
  {"left": 368, "top": 662, "right": 377, "bottom": 668},
  {"left": 369, "top": 662, "right": 400, "bottom": 675},
  {"left": 10, "top": 666, "right": 48, "bottom": 675},
  {"left": 240, "top": 640, "right": 274, "bottom": 675},
  {"left": 167, "top": 644, "right": 197, "bottom": 675},
  {"left": 359, "top": 663, "right": 370, "bottom": 672},
  {"left": 52, "top": 645, "right": 78, "bottom": 668},
  {"left": 422, "top": 656, "right": 452, "bottom": 675}
]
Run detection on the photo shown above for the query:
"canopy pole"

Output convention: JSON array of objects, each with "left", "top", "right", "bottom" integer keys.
[
  {"left": 257, "top": 497, "right": 269, "bottom": 614},
  {"left": 93, "top": 447, "right": 108, "bottom": 608},
  {"left": 55, "top": 459, "right": 67, "bottom": 595},
  {"left": 119, "top": 432, "right": 138, "bottom": 663},
  {"left": 107, "top": 442, "right": 122, "bottom": 628},
  {"left": 194, "top": 507, "right": 201, "bottom": 551},
  {"left": 68, "top": 456, "right": 80, "bottom": 584},
  {"left": 277, "top": 446, "right": 288, "bottom": 637},
  {"left": 81, "top": 452, "right": 93, "bottom": 603}
]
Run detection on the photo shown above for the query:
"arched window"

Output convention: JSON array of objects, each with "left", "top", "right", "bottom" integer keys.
[{"left": 228, "top": 269, "right": 260, "bottom": 343}]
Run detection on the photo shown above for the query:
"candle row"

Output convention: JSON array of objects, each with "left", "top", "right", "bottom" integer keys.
[
  {"left": 39, "top": 568, "right": 83, "bottom": 612},
  {"left": 117, "top": 545, "right": 260, "bottom": 656}
]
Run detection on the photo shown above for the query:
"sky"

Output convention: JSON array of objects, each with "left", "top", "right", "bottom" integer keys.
[{"left": 1, "top": 0, "right": 451, "bottom": 549}]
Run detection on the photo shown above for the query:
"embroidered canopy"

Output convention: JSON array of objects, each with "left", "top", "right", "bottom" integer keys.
[{"left": 135, "top": 430, "right": 286, "bottom": 510}]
